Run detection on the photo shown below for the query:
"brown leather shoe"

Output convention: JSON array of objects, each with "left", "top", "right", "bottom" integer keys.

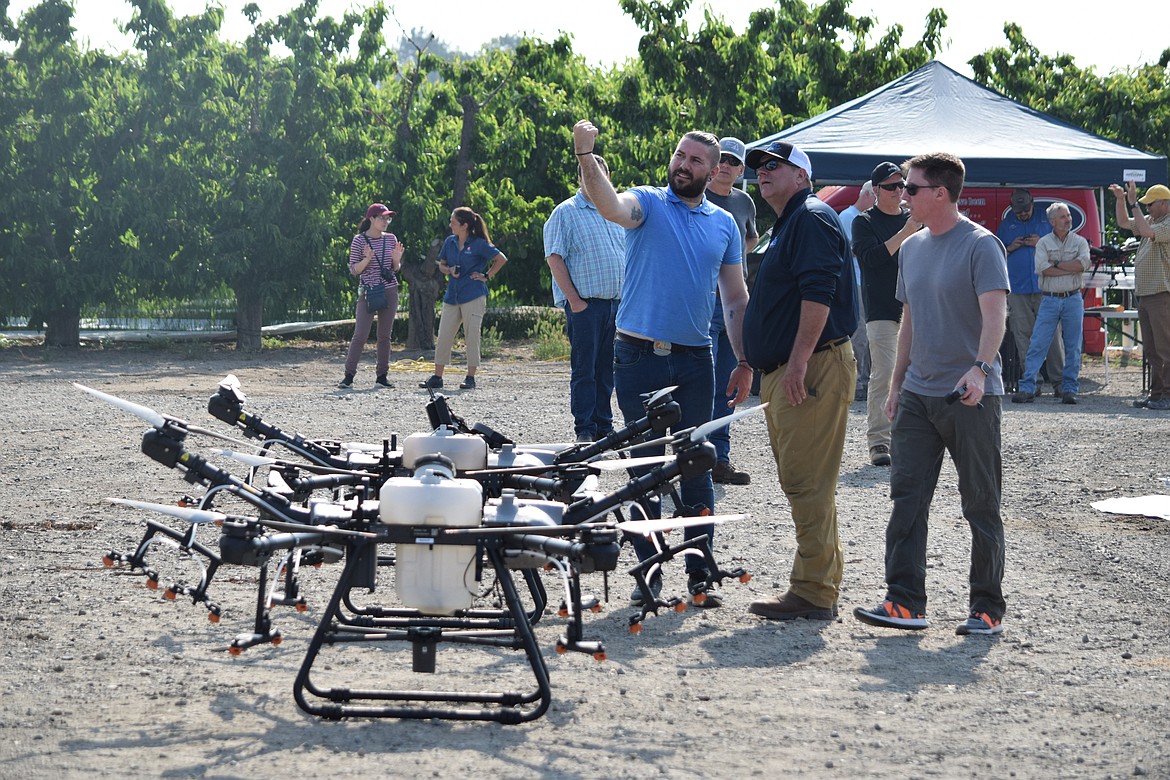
[
  {"left": 748, "top": 591, "right": 835, "bottom": 621},
  {"left": 711, "top": 460, "right": 751, "bottom": 485}
]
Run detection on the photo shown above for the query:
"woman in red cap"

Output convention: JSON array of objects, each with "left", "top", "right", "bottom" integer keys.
[{"left": 339, "top": 203, "right": 404, "bottom": 388}]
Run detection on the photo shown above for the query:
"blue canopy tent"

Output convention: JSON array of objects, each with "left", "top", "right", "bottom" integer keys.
[{"left": 745, "top": 61, "right": 1168, "bottom": 189}]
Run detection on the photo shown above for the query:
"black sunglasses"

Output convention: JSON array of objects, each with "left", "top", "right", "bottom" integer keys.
[
  {"left": 904, "top": 182, "right": 942, "bottom": 196},
  {"left": 719, "top": 155, "right": 744, "bottom": 167},
  {"left": 877, "top": 181, "right": 906, "bottom": 191},
  {"left": 759, "top": 159, "right": 785, "bottom": 171}
]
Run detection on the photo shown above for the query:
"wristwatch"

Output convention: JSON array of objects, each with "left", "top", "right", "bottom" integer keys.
[{"left": 975, "top": 361, "right": 992, "bottom": 376}]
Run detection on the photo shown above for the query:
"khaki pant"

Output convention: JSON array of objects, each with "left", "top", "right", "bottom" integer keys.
[
  {"left": 865, "top": 320, "right": 900, "bottom": 450},
  {"left": 1009, "top": 292, "right": 1063, "bottom": 385},
  {"left": 434, "top": 295, "right": 487, "bottom": 368},
  {"left": 760, "top": 341, "right": 855, "bottom": 607}
]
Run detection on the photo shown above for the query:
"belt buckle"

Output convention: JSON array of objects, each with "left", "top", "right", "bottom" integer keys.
[{"left": 652, "top": 340, "right": 672, "bottom": 356}]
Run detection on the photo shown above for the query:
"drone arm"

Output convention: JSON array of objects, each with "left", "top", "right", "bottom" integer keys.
[{"left": 208, "top": 390, "right": 335, "bottom": 461}]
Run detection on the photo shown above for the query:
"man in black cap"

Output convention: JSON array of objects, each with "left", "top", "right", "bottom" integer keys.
[
  {"left": 742, "top": 140, "right": 856, "bottom": 621},
  {"left": 851, "top": 162, "right": 920, "bottom": 466}
]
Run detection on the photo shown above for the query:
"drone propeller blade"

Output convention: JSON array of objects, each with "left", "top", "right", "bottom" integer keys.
[
  {"left": 186, "top": 425, "right": 258, "bottom": 448},
  {"left": 75, "top": 383, "right": 167, "bottom": 428},
  {"left": 257, "top": 517, "right": 377, "bottom": 538},
  {"left": 689, "top": 403, "right": 768, "bottom": 442},
  {"left": 588, "top": 454, "right": 676, "bottom": 471},
  {"left": 107, "top": 497, "right": 228, "bottom": 525},
  {"left": 340, "top": 441, "right": 384, "bottom": 453},
  {"left": 215, "top": 448, "right": 279, "bottom": 468},
  {"left": 571, "top": 474, "right": 600, "bottom": 498},
  {"left": 515, "top": 442, "right": 576, "bottom": 453},
  {"left": 641, "top": 385, "right": 678, "bottom": 407},
  {"left": 617, "top": 513, "right": 746, "bottom": 535},
  {"left": 218, "top": 374, "right": 243, "bottom": 394}
]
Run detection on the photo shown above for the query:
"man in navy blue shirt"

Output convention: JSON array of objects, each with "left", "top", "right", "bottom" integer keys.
[{"left": 742, "top": 140, "right": 856, "bottom": 621}]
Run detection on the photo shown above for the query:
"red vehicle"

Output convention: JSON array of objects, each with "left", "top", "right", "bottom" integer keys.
[{"left": 816, "top": 186, "right": 1106, "bottom": 355}]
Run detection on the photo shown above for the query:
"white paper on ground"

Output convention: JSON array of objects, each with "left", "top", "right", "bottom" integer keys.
[{"left": 1091, "top": 495, "right": 1170, "bottom": 521}]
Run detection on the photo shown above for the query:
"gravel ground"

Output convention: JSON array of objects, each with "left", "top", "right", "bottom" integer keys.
[{"left": 1, "top": 343, "right": 1167, "bottom": 779}]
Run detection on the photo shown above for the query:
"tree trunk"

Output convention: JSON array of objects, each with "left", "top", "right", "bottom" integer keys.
[
  {"left": 43, "top": 306, "right": 81, "bottom": 347},
  {"left": 402, "top": 239, "right": 443, "bottom": 351},
  {"left": 452, "top": 94, "right": 479, "bottom": 208},
  {"left": 235, "top": 287, "right": 264, "bottom": 352}
]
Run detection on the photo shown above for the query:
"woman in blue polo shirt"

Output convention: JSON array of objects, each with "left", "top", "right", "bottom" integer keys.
[{"left": 418, "top": 207, "right": 507, "bottom": 390}]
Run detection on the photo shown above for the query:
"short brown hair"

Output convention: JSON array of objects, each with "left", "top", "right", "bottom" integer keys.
[{"left": 904, "top": 152, "right": 965, "bottom": 202}]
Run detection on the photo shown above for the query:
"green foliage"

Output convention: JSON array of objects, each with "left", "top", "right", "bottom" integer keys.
[
  {"left": 3, "top": 0, "right": 1165, "bottom": 351},
  {"left": 528, "top": 310, "right": 571, "bottom": 361},
  {"left": 478, "top": 323, "right": 502, "bottom": 359}
]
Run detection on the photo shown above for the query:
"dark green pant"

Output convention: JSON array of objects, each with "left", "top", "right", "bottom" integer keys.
[{"left": 885, "top": 390, "right": 1006, "bottom": 620}]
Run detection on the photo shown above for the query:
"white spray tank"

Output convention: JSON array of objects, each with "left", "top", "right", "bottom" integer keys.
[
  {"left": 402, "top": 425, "right": 488, "bottom": 471},
  {"left": 379, "top": 454, "right": 484, "bottom": 615}
]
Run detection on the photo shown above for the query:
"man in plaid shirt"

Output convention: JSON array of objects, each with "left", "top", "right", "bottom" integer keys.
[{"left": 544, "top": 154, "right": 627, "bottom": 442}]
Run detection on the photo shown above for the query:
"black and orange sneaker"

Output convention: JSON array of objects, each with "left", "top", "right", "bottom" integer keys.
[
  {"left": 955, "top": 611, "right": 1003, "bottom": 636},
  {"left": 853, "top": 600, "right": 927, "bottom": 630}
]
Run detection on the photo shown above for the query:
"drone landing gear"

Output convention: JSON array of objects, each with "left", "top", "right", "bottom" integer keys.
[
  {"left": 103, "top": 519, "right": 223, "bottom": 622},
  {"left": 293, "top": 538, "right": 553, "bottom": 724},
  {"left": 626, "top": 533, "right": 751, "bottom": 634}
]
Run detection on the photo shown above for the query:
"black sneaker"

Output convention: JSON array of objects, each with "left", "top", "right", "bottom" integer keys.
[
  {"left": 575, "top": 432, "right": 594, "bottom": 443},
  {"left": 1011, "top": 391, "right": 1034, "bottom": 404},
  {"left": 375, "top": 375, "right": 393, "bottom": 388},
  {"left": 687, "top": 571, "right": 723, "bottom": 609},
  {"left": 418, "top": 375, "right": 443, "bottom": 389},
  {"left": 338, "top": 374, "right": 354, "bottom": 389},
  {"left": 1061, "top": 392, "right": 1077, "bottom": 405},
  {"left": 459, "top": 375, "right": 476, "bottom": 390},
  {"left": 629, "top": 574, "right": 663, "bottom": 607}
]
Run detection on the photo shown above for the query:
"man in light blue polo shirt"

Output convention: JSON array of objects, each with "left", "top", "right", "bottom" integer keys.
[
  {"left": 544, "top": 154, "right": 626, "bottom": 442},
  {"left": 572, "top": 119, "right": 751, "bottom": 608}
]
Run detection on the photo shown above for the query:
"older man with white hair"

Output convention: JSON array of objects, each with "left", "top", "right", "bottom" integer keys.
[{"left": 1011, "top": 202, "right": 1090, "bottom": 405}]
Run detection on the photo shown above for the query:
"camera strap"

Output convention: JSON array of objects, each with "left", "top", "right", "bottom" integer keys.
[{"left": 362, "top": 233, "right": 389, "bottom": 284}]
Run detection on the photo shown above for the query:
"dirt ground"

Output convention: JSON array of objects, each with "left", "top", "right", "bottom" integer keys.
[{"left": 1, "top": 342, "right": 1167, "bottom": 779}]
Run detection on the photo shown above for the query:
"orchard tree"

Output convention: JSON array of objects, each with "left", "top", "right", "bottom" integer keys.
[{"left": 0, "top": 0, "right": 139, "bottom": 345}]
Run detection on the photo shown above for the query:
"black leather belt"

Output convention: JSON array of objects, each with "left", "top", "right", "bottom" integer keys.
[
  {"left": 814, "top": 336, "right": 850, "bottom": 353},
  {"left": 762, "top": 336, "right": 850, "bottom": 374},
  {"left": 1042, "top": 290, "right": 1080, "bottom": 298},
  {"left": 616, "top": 332, "right": 709, "bottom": 353}
]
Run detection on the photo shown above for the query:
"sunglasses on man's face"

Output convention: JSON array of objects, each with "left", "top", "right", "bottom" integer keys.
[
  {"left": 719, "top": 155, "right": 743, "bottom": 167},
  {"left": 877, "top": 181, "right": 906, "bottom": 191},
  {"left": 759, "top": 159, "right": 786, "bottom": 171},
  {"left": 904, "top": 182, "right": 941, "bottom": 196}
]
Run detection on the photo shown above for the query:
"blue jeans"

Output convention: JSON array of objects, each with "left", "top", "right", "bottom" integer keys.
[
  {"left": 885, "top": 390, "right": 1005, "bottom": 620},
  {"left": 565, "top": 299, "right": 617, "bottom": 439},
  {"left": 708, "top": 300, "right": 737, "bottom": 463},
  {"left": 614, "top": 339, "right": 715, "bottom": 574},
  {"left": 1017, "top": 293, "right": 1083, "bottom": 395}
]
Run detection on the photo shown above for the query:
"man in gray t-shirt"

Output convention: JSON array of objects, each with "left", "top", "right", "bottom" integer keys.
[{"left": 854, "top": 152, "right": 1011, "bottom": 639}]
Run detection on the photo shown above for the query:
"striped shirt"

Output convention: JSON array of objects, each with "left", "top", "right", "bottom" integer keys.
[
  {"left": 543, "top": 191, "right": 625, "bottom": 307},
  {"left": 349, "top": 233, "right": 399, "bottom": 289}
]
